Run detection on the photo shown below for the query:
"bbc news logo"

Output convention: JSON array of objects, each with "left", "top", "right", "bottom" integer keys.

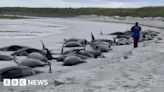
[{"left": 3, "top": 79, "right": 48, "bottom": 86}]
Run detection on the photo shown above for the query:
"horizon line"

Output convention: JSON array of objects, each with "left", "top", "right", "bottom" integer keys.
[{"left": 0, "top": 5, "right": 163, "bottom": 9}]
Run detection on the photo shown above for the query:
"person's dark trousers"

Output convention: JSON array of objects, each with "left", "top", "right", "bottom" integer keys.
[{"left": 133, "top": 37, "right": 139, "bottom": 48}]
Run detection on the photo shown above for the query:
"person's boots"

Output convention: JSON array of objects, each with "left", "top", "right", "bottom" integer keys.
[{"left": 134, "top": 43, "right": 138, "bottom": 48}]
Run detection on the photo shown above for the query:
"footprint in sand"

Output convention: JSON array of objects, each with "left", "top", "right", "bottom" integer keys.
[
  {"left": 122, "top": 72, "right": 130, "bottom": 78},
  {"left": 8, "top": 88, "right": 14, "bottom": 91},
  {"left": 21, "top": 90, "right": 31, "bottom": 92},
  {"left": 115, "top": 78, "right": 120, "bottom": 80},
  {"left": 123, "top": 51, "right": 133, "bottom": 60},
  {"left": 83, "top": 89, "right": 94, "bottom": 92},
  {"left": 124, "top": 55, "right": 129, "bottom": 59},
  {"left": 108, "top": 87, "right": 116, "bottom": 90},
  {"left": 146, "top": 74, "right": 154, "bottom": 80},
  {"left": 128, "top": 78, "right": 135, "bottom": 81}
]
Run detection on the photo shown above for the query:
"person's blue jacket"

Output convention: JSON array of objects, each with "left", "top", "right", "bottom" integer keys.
[{"left": 131, "top": 25, "right": 141, "bottom": 38}]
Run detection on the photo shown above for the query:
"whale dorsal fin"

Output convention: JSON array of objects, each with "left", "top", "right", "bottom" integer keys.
[
  {"left": 40, "top": 40, "right": 46, "bottom": 50},
  {"left": 61, "top": 43, "right": 65, "bottom": 54},
  {"left": 91, "top": 32, "right": 95, "bottom": 41},
  {"left": 100, "top": 31, "right": 103, "bottom": 35}
]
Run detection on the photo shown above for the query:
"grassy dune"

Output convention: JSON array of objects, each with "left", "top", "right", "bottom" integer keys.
[
  {"left": 0, "top": 15, "right": 24, "bottom": 19},
  {"left": 0, "top": 6, "right": 164, "bottom": 18}
]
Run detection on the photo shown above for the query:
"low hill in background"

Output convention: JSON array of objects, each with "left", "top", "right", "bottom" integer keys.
[{"left": 0, "top": 6, "right": 164, "bottom": 18}]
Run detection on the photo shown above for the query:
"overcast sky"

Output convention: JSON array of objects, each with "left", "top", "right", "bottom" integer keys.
[{"left": 0, "top": 0, "right": 163, "bottom": 8}]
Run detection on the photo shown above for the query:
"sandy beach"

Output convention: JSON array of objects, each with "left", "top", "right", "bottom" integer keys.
[{"left": 0, "top": 16, "right": 164, "bottom": 92}]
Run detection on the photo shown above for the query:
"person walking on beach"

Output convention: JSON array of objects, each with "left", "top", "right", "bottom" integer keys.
[{"left": 131, "top": 22, "right": 141, "bottom": 48}]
